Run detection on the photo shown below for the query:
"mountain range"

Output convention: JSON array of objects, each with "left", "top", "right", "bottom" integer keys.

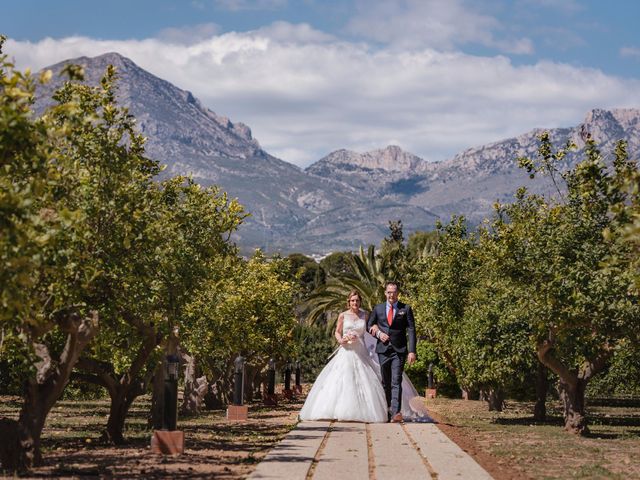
[{"left": 35, "top": 53, "right": 640, "bottom": 254}]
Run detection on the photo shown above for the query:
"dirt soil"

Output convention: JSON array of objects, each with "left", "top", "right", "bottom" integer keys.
[
  {"left": 427, "top": 407, "right": 531, "bottom": 480},
  {"left": 425, "top": 397, "right": 640, "bottom": 480},
  {"left": 0, "top": 395, "right": 304, "bottom": 479}
]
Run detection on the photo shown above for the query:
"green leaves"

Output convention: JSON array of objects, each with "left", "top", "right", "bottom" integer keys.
[{"left": 410, "top": 134, "right": 640, "bottom": 415}]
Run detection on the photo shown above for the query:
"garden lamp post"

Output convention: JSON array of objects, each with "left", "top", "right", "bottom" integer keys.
[
  {"left": 267, "top": 358, "right": 276, "bottom": 395},
  {"left": 227, "top": 354, "right": 248, "bottom": 420},
  {"left": 232, "top": 355, "right": 245, "bottom": 406},
  {"left": 284, "top": 361, "right": 292, "bottom": 391},
  {"left": 151, "top": 354, "right": 184, "bottom": 454},
  {"left": 163, "top": 354, "right": 180, "bottom": 430}
]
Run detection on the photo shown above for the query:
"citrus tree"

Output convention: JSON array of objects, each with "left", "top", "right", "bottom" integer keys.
[
  {"left": 181, "top": 251, "right": 298, "bottom": 406},
  {"left": 0, "top": 41, "right": 100, "bottom": 470}
]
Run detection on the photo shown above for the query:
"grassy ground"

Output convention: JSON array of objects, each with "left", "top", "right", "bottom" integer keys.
[
  {"left": 0, "top": 393, "right": 303, "bottom": 479},
  {"left": 425, "top": 397, "right": 640, "bottom": 480}
]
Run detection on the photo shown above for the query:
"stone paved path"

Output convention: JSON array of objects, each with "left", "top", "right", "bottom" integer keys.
[{"left": 249, "top": 420, "right": 493, "bottom": 479}]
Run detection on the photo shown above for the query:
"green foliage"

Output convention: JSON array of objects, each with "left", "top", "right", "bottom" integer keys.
[
  {"left": 405, "top": 341, "right": 458, "bottom": 397},
  {"left": 406, "top": 230, "right": 439, "bottom": 260},
  {"left": 285, "top": 253, "right": 324, "bottom": 299},
  {"left": 62, "top": 378, "right": 107, "bottom": 400},
  {"left": 410, "top": 133, "right": 640, "bottom": 426},
  {"left": 587, "top": 341, "right": 640, "bottom": 397},
  {"left": 293, "top": 323, "right": 335, "bottom": 382},
  {"left": 319, "top": 251, "right": 354, "bottom": 278},
  {"left": 303, "top": 245, "right": 386, "bottom": 327},
  {"left": 378, "top": 220, "right": 406, "bottom": 282},
  {"left": 0, "top": 47, "right": 99, "bottom": 375},
  {"left": 411, "top": 217, "right": 473, "bottom": 375},
  {"left": 182, "top": 251, "right": 298, "bottom": 379}
]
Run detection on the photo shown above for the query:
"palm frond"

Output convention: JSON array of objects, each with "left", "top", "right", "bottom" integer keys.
[{"left": 302, "top": 245, "right": 386, "bottom": 327}]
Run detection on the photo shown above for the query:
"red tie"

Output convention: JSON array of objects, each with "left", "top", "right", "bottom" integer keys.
[{"left": 387, "top": 305, "right": 393, "bottom": 326}]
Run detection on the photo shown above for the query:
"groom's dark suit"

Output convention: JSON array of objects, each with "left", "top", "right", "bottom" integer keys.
[{"left": 368, "top": 301, "right": 417, "bottom": 418}]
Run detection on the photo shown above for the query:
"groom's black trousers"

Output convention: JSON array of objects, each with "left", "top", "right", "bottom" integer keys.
[{"left": 378, "top": 351, "right": 406, "bottom": 416}]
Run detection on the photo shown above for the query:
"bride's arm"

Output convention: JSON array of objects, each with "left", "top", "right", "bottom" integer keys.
[{"left": 334, "top": 313, "right": 346, "bottom": 344}]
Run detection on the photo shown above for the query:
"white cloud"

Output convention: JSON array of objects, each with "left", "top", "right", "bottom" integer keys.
[
  {"left": 346, "top": 0, "right": 534, "bottom": 54},
  {"left": 213, "top": 0, "right": 287, "bottom": 11},
  {"left": 6, "top": 24, "right": 640, "bottom": 168},
  {"left": 254, "top": 21, "right": 336, "bottom": 44},
  {"left": 620, "top": 46, "right": 640, "bottom": 60}
]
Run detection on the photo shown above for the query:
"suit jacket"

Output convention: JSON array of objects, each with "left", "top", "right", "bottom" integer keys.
[{"left": 367, "top": 301, "right": 417, "bottom": 355}]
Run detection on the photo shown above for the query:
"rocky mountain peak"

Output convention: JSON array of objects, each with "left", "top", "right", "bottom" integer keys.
[
  {"left": 35, "top": 52, "right": 263, "bottom": 162},
  {"left": 609, "top": 108, "right": 640, "bottom": 129},
  {"left": 307, "top": 144, "right": 429, "bottom": 176},
  {"left": 361, "top": 145, "right": 429, "bottom": 173},
  {"left": 581, "top": 108, "right": 638, "bottom": 146}
]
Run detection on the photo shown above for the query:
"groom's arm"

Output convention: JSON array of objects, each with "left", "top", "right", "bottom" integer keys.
[
  {"left": 406, "top": 306, "right": 417, "bottom": 353},
  {"left": 407, "top": 306, "right": 417, "bottom": 364},
  {"left": 368, "top": 308, "right": 389, "bottom": 343},
  {"left": 367, "top": 308, "right": 377, "bottom": 333}
]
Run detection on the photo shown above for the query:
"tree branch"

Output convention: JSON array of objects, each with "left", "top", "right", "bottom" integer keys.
[
  {"left": 76, "top": 356, "right": 117, "bottom": 394},
  {"left": 580, "top": 347, "right": 614, "bottom": 381},
  {"left": 537, "top": 338, "right": 578, "bottom": 389}
]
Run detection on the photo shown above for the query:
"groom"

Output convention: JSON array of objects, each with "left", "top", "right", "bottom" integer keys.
[{"left": 368, "top": 281, "right": 417, "bottom": 422}]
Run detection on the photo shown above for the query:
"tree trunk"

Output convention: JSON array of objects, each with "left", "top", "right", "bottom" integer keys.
[
  {"left": 478, "top": 389, "right": 488, "bottom": 402},
  {"left": 180, "top": 353, "right": 208, "bottom": 415},
  {"left": 103, "top": 369, "right": 152, "bottom": 444},
  {"left": 244, "top": 364, "right": 264, "bottom": 402},
  {"left": 77, "top": 316, "right": 157, "bottom": 444},
  {"left": 558, "top": 378, "right": 588, "bottom": 434},
  {"left": 0, "top": 311, "right": 98, "bottom": 472},
  {"left": 0, "top": 418, "right": 28, "bottom": 473},
  {"left": 248, "top": 366, "right": 264, "bottom": 401},
  {"left": 533, "top": 362, "right": 549, "bottom": 421},
  {"left": 151, "top": 357, "right": 165, "bottom": 429},
  {"left": 537, "top": 338, "right": 611, "bottom": 435},
  {"left": 204, "top": 379, "right": 226, "bottom": 409},
  {"left": 103, "top": 387, "right": 137, "bottom": 444},
  {"left": 461, "top": 388, "right": 479, "bottom": 400},
  {"left": 487, "top": 389, "right": 505, "bottom": 412}
]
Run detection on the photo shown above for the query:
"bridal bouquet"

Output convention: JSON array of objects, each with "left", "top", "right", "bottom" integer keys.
[{"left": 343, "top": 330, "right": 357, "bottom": 344}]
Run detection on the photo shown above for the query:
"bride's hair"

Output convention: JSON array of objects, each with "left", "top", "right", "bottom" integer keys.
[{"left": 346, "top": 289, "right": 362, "bottom": 307}]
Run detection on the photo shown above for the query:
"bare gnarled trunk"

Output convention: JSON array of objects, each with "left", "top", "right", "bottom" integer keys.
[
  {"left": 487, "top": 389, "right": 505, "bottom": 412},
  {"left": 537, "top": 338, "right": 611, "bottom": 435},
  {"left": 0, "top": 311, "right": 98, "bottom": 472},
  {"left": 461, "top": 387, "right": 479, "bottom": 400},
  {"left": 558, "top": 379, "right": 588, "bottom": 434},
  {"left": 244, "top": 364, "right": 264, "bottom": 403},
  {"left": 181, "top": 352, "right": 208, "bottom": 416},
  {"left": 77, "top": 316, "right": 157, "bottom": 444}
]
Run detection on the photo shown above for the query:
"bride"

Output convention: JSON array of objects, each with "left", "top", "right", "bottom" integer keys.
[{"left": 299, "top": 290, "right": 426, "bottom": 422}]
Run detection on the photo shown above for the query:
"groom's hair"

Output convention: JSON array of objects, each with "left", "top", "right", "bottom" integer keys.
[{"left": 385, "top": 281, "right": 400, "bottom": 291}]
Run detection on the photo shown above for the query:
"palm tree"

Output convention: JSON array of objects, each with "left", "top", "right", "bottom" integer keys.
[{"left": 303, "top": 245, "right": 386, "bottom": 329}]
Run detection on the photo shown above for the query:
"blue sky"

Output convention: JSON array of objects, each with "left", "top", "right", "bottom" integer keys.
[{"left": 3, "top": 0, "right": 640, "bottom": 166}]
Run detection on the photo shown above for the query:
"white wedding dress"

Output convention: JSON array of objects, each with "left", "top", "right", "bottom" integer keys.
[{"left": 299, "top": 309, "right": 428, "bottom": 422}]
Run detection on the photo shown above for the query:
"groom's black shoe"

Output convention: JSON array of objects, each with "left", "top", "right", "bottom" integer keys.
[{"left": 390, "top": 413, "right": 403, "bottom": 423}]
